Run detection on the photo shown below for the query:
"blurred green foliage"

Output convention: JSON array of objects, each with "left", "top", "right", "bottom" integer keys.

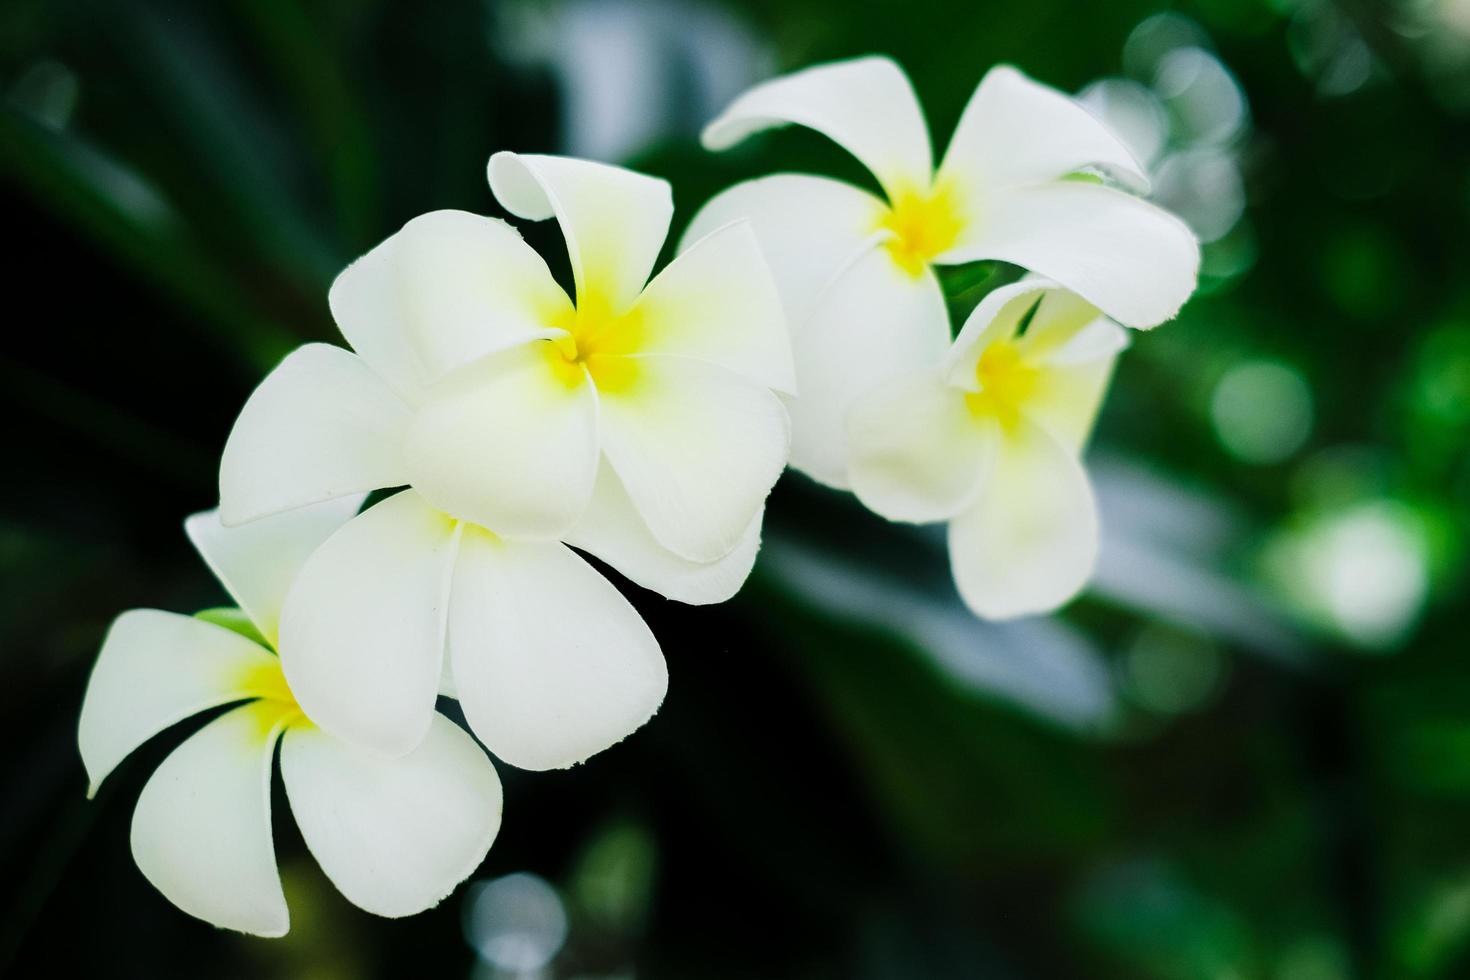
[{"left": 4, "top": 0, "right": 1470, "bottom": 977}]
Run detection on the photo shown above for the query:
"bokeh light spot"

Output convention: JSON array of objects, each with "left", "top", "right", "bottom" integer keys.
[{"left": 1211, "top": 360, "right": 1313, "bottom": 464}]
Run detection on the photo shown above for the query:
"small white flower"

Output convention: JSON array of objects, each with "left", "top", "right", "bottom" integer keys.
[
  {"left": 684, "top": 56, "right": 1198, "bottom": 486},
  {"left": 77, "top": 498, "right": 502, "bottom": 937},
  {"left": 218, "top": 154, "right": 791, "bottom": 765},
  {"left": 846, "top": 280, "right": 1128, "bottom": 619}
]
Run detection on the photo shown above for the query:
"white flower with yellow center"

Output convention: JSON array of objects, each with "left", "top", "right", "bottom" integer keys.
[
  {"left": 78, "top": 498, "right": 502, "bottom": 937},
  {"left": 219, "top": 153, "right": 791, "bottom": 766},
  {"left": 846, "top": 280, "right": 1127, "bottom": 619},
  {"left": 684, "top": 56, "right": 1198, "bottom": 486}
]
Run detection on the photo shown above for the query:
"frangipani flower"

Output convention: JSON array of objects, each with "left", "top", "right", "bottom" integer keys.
[
  {"left": 684, "top": 56, "right": 1198, "bottom": 486},
  {"left": 77, "top": 498, "right": 501, "bottom": 937},
  {"left": 219, "top": 153, "right": 792, "bottom": 766},
  {"left": 846, "top": 280, "right": 1127, "bottom": 619}
]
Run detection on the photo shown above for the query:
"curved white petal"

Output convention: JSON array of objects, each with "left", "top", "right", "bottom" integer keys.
[
  {"left": 679, "top": 175, "right": 887, "bottom": 325},
  {"left": 1014, "top": 289, "right": 1126, "bottom": 365},
  {"left": 847, "top": 371, "right": 999, "bottom": 523},
  {"left": 449, "top": 530, "right": 667, "bottom": 771},
  {"left": 130, "top": 700, "right": 293, "bottom": 937},
  {"left": 937, "top": 65, "right": 1149, "bottom": 196},
  {"left": 787, "top": 248, "right": 950, "bottom": 487},
  {"left": 404, "top": 343, "right": 599, "bottom": 538},
  {"left": 219, "top": 344, "right": 411, "bottom": 526},
  {"left": 945, "top": 181, "right": 1199, "bottom": 328},
  {"left": 185, "top": 496, "right": 367, "bottom": 646},
  {"left": 281, "top": 714, "right": 501, "bottom": 918},
  {"left": 565, "top": 462, "right": 762, "bottom": 605},
  {"left": 596, "top": 355, "right": 789, "bottom": 563},
  {"left": 78, "top": 610, "right": 283, "bottom": 796},
  {"left": 948, "top": 420, "right": 1099, "bottom": 619},
  {"left": 488, "top": 152, "right": 671, "bottom": 314},
  {"left": 634, "top": 219, "right": 795, "bottom": 393},
  {"left": 278, "top": 491, "right": 459, "bottom": 757},
  {"left": 328, "top": 210, "right": 570, "bottom": 399},
  {"left": 701, "top": 56, "right": 932, "bottom": 200}
]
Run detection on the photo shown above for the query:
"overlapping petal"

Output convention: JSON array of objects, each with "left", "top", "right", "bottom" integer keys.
[
  {"left": 278, "top": 491, "right": 460, "bottom": 757},
  {"left": 596, "top": 354, "right": 788, "bottom": 563},
  {"left": 679, "top": 175, "right": 886, "bottom": 324},
  {"left": 940, "top": 181, "right": 1199, "bottom": 328},
  {"left": 184, "top": 497, "right": 366, "bottom": 646},
  {"left": 787, "top": 247, "right": 949, "bottom": 487},
  {"left": 701, "top": 55, "right": 932, "bottom": 200},
  {"left": 280, "top": 714, "right": 502, "bottom": 918},
  {"left": 948, "top": 420, "right": 1099, "bottom": 619},
  {"left": 219, "top": 344, "right": 411, "bottom": 526},
  {"left": 78, "top": 610, "right": 285, "bottom": 796},
  {"left": 489, "top": 152, "right": 672, "bottom": 314},
  {"left": 847, "top": 372, "right": 1000, "bottom": 523},
  {"left": 129, "top": 699, "right": 293, "bottom": 937},
  {"left": 404, "top": 343, "right": 600, "bottom": 537},
  {"left": 329, "top": 210, "right": 572, "bottom": 399},
  {"left": 565, "top": 463, "right": 762, "bottom": 605},
  {"left": 633, "top": 219, "right": 795, "bottom": 393},
  {"left": 448, "top": 528, "right": 667, "bottom": 771},
  {"left": 937, "top": 65, "right": 1149, "bottom": 196}
]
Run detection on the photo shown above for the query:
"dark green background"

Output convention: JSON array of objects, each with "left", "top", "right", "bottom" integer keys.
[{"left": 3, "top": 0, "right": 1469, "bottom": 977}]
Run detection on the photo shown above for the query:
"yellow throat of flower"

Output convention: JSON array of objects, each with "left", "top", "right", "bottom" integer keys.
[
  {"left": 879, "top": 182, "right": 964, "bottom": 277},
  {"left": 966, "top": 340, "right": 1039, "bottom": 429},
  {"left": 236, "top": 654, "right": 305, "bottom": 734},
  {"left": 542, "top": 292, "right": 644, "bottom": 392}
]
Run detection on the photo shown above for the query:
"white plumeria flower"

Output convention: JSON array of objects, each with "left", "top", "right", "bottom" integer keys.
[
  {"left": 846, "top": 280, "right": 1128, "bottom": 619},
  {"left": 77, "top": 498, "right": 502, "bottom": 937},
  {"left": 684, "top": 56, "right": 1199, "bottom": 486},
  {"left": 219, "top": 153, "right": 792, "bottom": 765}
]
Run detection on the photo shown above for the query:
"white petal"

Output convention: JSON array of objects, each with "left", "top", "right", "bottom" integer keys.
[
  {"left": 948, "top": 420, "right": 1099, "bottom": 619},
  {"left": 565, "top": 462, "right": 762, "bottom": 605},
  {"left": 404, "top": 343, "right": 599, "bottom": 538},
  {"left": 281, "top": 714, "right": 502, "bottom": 918},
  {"left": 329, "top": 210, "right": 571, "bottom": 399},
  {"left": 278, "top": 491, "right": 459, "bottom": 757},
  {"left": 679, "top": 175, "right": 887, "bottom": 325},
  {"left": 130, "top": 700, "right": 293, "bottom": 937},
  {"left": 1016, "top": 289, "right": 1128, "bottom": 365},
  {"left": 185, "top": 496, "right": 366, "bottom": 646},
  {"left": 947, "top": 181, "right": 1199, "bottom": 328},
  {"left": 937, "top": 65, "right": 1149, "bottom": 196},
  {"left": 448, "top": 530, "right": 667, "bottom": 771},
  {"left": 634, "top": 219, "right": 795, "bottom": 393},
  {"left": 787, "top": 248, "right": 950, "bottom": 488},
  {"left": 219, "top": 344, "right": 411, "bottom": 526},
  {"left": 488, "top": 152, "right": 671, "bottom": 314},
  {"left": 596, "top": 354, "right": 789, "bottom": 563},
  {"left": 1025, "top": 356, "right": 1119, "bottom": 456},
  {"left": 701, "top": 55, "right": 933, "bottom": 200},
  {"left": 78, "top": 609, "right": 282, "bottom": 796},
  {"left": 847, "top": 371, "right": 999, "bottom": 523}
]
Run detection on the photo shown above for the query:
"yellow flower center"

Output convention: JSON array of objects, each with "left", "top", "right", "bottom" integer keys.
[
  {"left": 235, "top": 654, "right": 306, "bottom": 735},
  {"left": 878, "top": 181, "right": 965, "bottom": 277},
  {"left": 541, "top": 292, "right": 645, "bottom": 393},
  {"left": 965, "top": 340, "right": 1038, "bottom": 429}
]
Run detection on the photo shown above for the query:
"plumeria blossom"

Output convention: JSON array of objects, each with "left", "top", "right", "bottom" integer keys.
[
  {"left": 846, "top": 279, "right": 1128, "bottom": 619},
  {"left": 77, "top": 498, "right": 502, "bottom": 937},
  {"left": 219, "top": 153, "right": 792, "bottom": 766},
  {"left": 684, "top": 56, "right": 1199, "bottom": 486}
]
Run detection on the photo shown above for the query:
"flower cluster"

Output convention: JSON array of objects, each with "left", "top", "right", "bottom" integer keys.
[{"left": 78, "top": 55, "right": 1196, "bottom": 935}]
